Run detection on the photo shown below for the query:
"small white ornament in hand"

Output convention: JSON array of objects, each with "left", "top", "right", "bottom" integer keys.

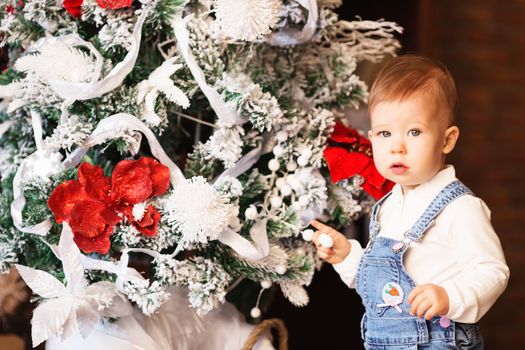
[{"left": 319, "top": 233, "right": 334, "bottom": 248}]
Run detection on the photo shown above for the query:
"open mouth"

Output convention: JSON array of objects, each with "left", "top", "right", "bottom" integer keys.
[{"left": 390, "top": 162, "right": 409, "bottom": 174}]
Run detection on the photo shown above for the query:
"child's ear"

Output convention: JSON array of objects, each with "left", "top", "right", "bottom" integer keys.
[
  {"left": 443, "top": 126, "right": 459, "bottom": 154},
  {"left": 368, "top": 130, "right": 373, "bottom": 140}
]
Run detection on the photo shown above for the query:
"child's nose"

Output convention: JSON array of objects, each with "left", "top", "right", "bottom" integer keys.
[{"left": 390, "top": 139, "right": 406, "bottom": 154}]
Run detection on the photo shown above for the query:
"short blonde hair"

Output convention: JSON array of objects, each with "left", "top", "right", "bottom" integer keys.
[{"left": 368, "top": 54, "right": 457, "bottom": 125}]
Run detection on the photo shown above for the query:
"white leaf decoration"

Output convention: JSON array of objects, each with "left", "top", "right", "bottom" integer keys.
[
  {"left": 279, "top": 280, "right": 309, "bottom": 307},
  {"left": 31, "top": 297, "right": 73, "bottom": 347},
  {"left": 59, "top": 223, "right": 87, "bottom": 294},
  {"left": 15, "top": 264, "right": 67, "bottom": 299}
]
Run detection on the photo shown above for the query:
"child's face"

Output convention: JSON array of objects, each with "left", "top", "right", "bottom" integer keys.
[{"left": 368, "top": 95, "right": 457, "bottom": 192}]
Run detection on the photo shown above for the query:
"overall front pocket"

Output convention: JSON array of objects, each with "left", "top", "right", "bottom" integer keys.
[{"left": 358, "top": 256, "right": 401, "bottom": 316}]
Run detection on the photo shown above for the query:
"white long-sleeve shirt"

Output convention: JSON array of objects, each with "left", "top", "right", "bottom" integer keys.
[{"left": 333, "top": 165, "right": 509, "bottom": 323}]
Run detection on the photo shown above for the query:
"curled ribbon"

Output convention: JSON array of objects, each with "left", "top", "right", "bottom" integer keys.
[
  {"left": 171, "top": 15, "right": 246, "bottom": 125},
  {"left": 267, "top": 0, "right": 318, "bottom": 46}
]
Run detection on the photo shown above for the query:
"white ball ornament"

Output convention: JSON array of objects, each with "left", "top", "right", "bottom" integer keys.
[
  {"left": 272, "top": 145, "right": 285, "bottom": 157},
  {"left": 270, "top": 196, "right": 282, "bottom": 208},
  {"left": 276, "top": 131, "right": 288, "bottom": 142},
  {"left": 268, "top": 158, "right": 280, "bottom": 171},
  {"left": 245, "top": 206, "right": 258, "bottom": 220},
  {"left": 261, "top": 280, "right": 272, "bottom": 289},
  {"left": 275, "top": 265, "right": 287, "bottom": 275},
  {"left": 300, "top": 148, "right": 313, "bottom": 159},
  {"left": 280, "top": 184, "right": 292, "bottom": 196},
  {"left": 250, "top": 307, "right": 261, "bottom": 318},
  {"left": 297, "top": 155, "right": 309, "bottom": 167},
  {"left": 301, "top": 229, "right": 314, "bottom": 241},
  {"left": 275, "top": 177, "right": 286, "bottom": 189},
  {"left": 286, "top": 160, "right": 297, "bottom": 171},
  {"left": 298, "top": 195, "right": 310, "bottom": 206},
  {"left": 319, "top": 233, "right": 334, "bottom": 248}
]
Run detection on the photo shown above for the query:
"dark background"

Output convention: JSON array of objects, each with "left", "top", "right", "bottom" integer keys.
[{"left": 267, "top": 0, "right": 525, "bottom": 349}]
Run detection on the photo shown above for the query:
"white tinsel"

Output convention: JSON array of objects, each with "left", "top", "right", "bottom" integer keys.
[
  {"left": 218, "top": 72, "right": 284, "bottom": 132},
  {"left": 214, "top": 0, "right": 282, "bottom": 41},
  {"left": 202, "top": 123, "right": 244, "bottom": 168},
  {"left": 122, "top": 280, "right": 170, "bottom": 316},
  {"left": 44, "top": 115, "right": 93, "bottom": 152},
  {"left": 154, "top": 256, "right": 231, "bottom": 315},
  {"left": 164, "top": 176, "right": 236, "bottom": 249}
]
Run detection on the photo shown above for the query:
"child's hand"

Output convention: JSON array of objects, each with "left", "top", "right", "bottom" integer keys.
[
  {"left": 407, "top": 284, "right": 449, "bottom": 320},
  {"left": 309, "top": 220, "right": 351, "bottom": 264}
]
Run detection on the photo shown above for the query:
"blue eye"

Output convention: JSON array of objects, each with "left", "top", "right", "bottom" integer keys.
[
  {"left": 409, "top": 129, "right": 421, "bottom": 136},
  {"left": 378, "top": 131, "right": 391, "bottom": 137}
]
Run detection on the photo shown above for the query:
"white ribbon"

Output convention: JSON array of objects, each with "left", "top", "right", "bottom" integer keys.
[
  {"left": 10, "top": 110, "right": 62, "bottom": 236},
  {"left": 218, "top": 218, "right": 269, "bottom": 261},
  {"left": 171, "top": 16, "right": 246, "bottom": 125},
  {"left": 43, "top": 6, "right": 150, "bottom": 123},
  {"left": 64, "top": 113, "right": 186, "bottom": 185},
  {"left": 267, "top": 0, "right": 318, "bottom": 46}
]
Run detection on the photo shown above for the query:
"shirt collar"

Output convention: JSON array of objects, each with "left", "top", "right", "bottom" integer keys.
[{"left": 390, "top": 165, "right": 457, "bottom": 205}]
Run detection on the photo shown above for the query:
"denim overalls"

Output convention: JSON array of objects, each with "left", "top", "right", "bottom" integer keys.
[{"left": 356, "top": 181, "right": 484, "bottom": 349}]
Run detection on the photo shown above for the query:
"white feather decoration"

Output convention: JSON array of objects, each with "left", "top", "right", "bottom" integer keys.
[
  {"left": 14, "top": 41, "right": 94, "bottom": 83},
  {"left": 214, "top": 0, "right": 283, "bottom": 41}
]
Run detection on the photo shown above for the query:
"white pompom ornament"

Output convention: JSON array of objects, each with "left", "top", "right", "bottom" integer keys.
[
  {"left": 319, "top": 233, "right": 334, "bottom": 248},
  {"left": 275, "top": 177, "right": 286, "bottom": 189},
  {"left": 301, "top": 229, "right": 314, "bottom": 241},
  {"left": 297, "top": 155, "right": 309, "bottom": 167},
  {"left": 272, "top": 144, "right": 285, "bottom": 157},
  {"left": 300, "top": 148, "right": 313, "bottom": 159},
  {"left": 280, "top": 184, "right": 292, "bottom": 196},
  {"left": 275, "top": 265, "right": 287, "bottom": 275},
  {"left": 250, "top": 307, "right": 261, "bottom": 318},
  {"left": 245, "top": 206, "right": 258, "bottom": 220},
  {"left": 261, "top": 280, "right": 272, "bottom": 289},
  {"left": 286, "top": 160, "right": 297, "bottom": 171},
  {"left": 270, "top": 196, "right": 282, "bottom": 208},
  {"left": 268, "top": 158, "right": 280, "bottom": 171},
  {"left": 215, "top": 0, "right": 282, "bottom": 41}
]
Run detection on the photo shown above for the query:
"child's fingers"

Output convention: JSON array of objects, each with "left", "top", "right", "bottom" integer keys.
[
  {"left": 407, "top": 285, "right": 424, "bottom": 304},
  {"left": 415, "top": 299, "right": 432, "bottom": 318},
  {"left": 424, "top": 305, "right": 439, "bottom": 320},
  {"left": 310, "top": 220, "right": 336, "bottom": 235},
  {"left": 316, "top": 246, "right": 334, "bottom": 260},
  {"left": 409, "top": 292, "right": 426, "bottom": 316}
]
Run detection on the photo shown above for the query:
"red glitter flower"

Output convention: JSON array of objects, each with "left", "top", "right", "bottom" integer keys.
[
  {"left": 96, "top": 0, "right": 132, "bottom": 10},
  {"left": 48, "top": 157, "right": 170, "bottom": 254},
  {"left": 63, "top": 0, "right": 83, "bottom": 18},
  {"left": 323, "top": 122, "right": 394, "bottom": 200}
]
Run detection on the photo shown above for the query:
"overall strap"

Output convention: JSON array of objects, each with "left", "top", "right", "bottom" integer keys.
[
  {"left": 369, "top": 191, "right": 393, "bottom": 241},
  {"left": 405, "top": 180, "right": 473, "bottom": 242}
]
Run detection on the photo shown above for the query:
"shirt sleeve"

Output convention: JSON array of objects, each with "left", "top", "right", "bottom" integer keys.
[
  {"left": 439, "top": 196, "right": 510, "bottom": 323},
  {"left": 332, "top": 239, "right": 364, "bottom": 288}
]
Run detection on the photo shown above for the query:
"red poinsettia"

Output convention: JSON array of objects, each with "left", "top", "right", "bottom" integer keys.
[
  {"left": 63, "top": 0, "right": 83, "bottom": 18},
  {"left": 96, "top": 0, "right": 132, "bottom": 10},
  {"left": 323, "top": 121, "right": 394, "bottom": 200},
  {"left": 48, "top": 157, "right": 170, "bottom": 254}
]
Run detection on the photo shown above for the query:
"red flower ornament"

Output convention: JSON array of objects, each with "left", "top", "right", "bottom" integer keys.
[
  {"left": 323, "top": 122, "right": 394, "bottom": 200},
  {"left": 96, "top": 0, "right": 132, "bottom": 10},
  {"left": 63, "top": 0, "right": 83, "bottom": 18},
  {"left": 48, "top": 157, "right": 170, "bottom": 254}
]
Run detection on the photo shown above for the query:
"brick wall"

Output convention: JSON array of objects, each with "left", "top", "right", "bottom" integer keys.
[{"left": 420, "top": 1, "right": 525, "bottom": 347}]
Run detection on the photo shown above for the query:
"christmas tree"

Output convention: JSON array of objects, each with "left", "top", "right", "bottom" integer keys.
[{"left": 0, "top": 0, "right": 400, "bottom": 347}]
